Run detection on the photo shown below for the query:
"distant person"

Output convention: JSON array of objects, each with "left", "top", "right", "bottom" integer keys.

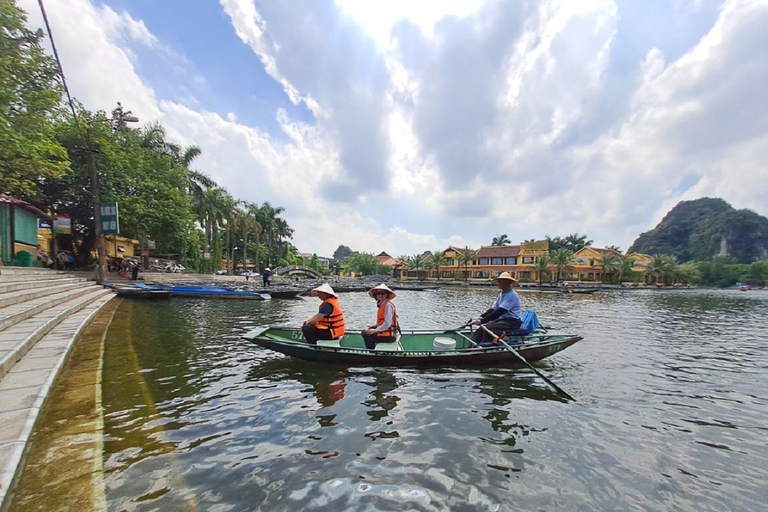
[
  {"left": 262, "top": 267, "right": 271, "bottom": 287},
  {"left": 362, "top": 284, "right": 399, "bottom": 350},
  {"left": 131, "top": 261, "right": 140, "bottom": 280},
  {"left": 37, "top": 245, "right": 54, "bottom": 269},
  {"left": 302, "top": 283, "right": 345, "bottom": 345},
  {"left": 470, "top": 272, "right": 522, "bottom": 344},
  {"left": 243, "top": 270, "right": 250, "bottom": 281}
]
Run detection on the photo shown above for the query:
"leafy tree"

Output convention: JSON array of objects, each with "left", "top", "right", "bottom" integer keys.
[
  {"left": 333, "top": 245, "right": 353, "bottom": 261},
  {"left": 343, "top": 252, "right": 389, "bottom": 276},
  {"left": 646, "top": 255, "right": 678, "bottom": 285},
  {"left": 491, "top": 234, "right": 510, "bottom": 246},
  {"left": 614, "top": 255, "right": 637, "bottom": 284},
  {"left": 674, "top": 261, "right": 701, "bottom": 285},
  {"left": 545, "top": 233, "right": 592, "bottom": 253},
  {"left": 534, "top": 252, "right": 551, "bottom": 284},
  {"left": 599, "top": 252, "right": 620, "bottom": 283},
  {"left": 0, "top": 0, "right": 69, "bottom": 197},
  {"left": 747, "top": 260, "right": 768, "bottom": 286},
  {"left": 550, "top": 248, "right": 575, "bottom": 282},
  {"left": 410, "top": 253, "right": 427, "bottom": 280},
  {"left": 427, "top": 250, "right": 446, "bottom": 280},
  {"left": 457, "top": 246, "right": 477, "bottom": 282}
]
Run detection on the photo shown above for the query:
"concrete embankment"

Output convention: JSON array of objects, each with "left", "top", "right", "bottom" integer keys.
[{"left": 0, "top": 267, "right": 113, "bottom": 510}]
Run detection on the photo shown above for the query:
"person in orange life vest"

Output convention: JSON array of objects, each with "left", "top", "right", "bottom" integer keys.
[
  {"left": 361, "top": 283, "right": 399, "bottom": 350},
  {"left": 302, "top": 283, "right": 345, "bottom": 345}
]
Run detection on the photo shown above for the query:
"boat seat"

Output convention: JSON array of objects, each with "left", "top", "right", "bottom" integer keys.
[
  {"left": 317, "top": 338, "right": 343, "bottom": 348},
  {"left": 375, "top": 334, "right": 403, "bottom": 352}
]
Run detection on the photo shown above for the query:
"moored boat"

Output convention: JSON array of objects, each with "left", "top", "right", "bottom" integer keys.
[
  {"left": 243, "top": 326, "right": 582, "bottom": 367},
  {"left": 157, "top": 285, "right": 271, "bottom": 300},
  {"left": 111, "top": 284, "right": 173, "bottom": 300}
]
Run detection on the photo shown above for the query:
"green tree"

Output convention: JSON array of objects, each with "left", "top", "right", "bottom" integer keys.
[
  {"left": 599, "top": 252, "right": 620, "bottom": 283},
  {"left": 427, "top": 250, "right": 446, "bottom": 280},
  {"left": 0, "top": 0, "right": 69, "bottom": 197},
  {"left": 491, "top": 234, "right": 510, "bottom": 246},
  {"left": 546, "top": 234, "right": 592, "bottom": 253},
  {"left": 646, "top": 255, "right": 678, "bottom": 285},
  {"left": 343, "top": 252, "right": 388, "bottom": 276},
  {"left": 410, "top": 253, "right": 427, "bottom": 280},
  {"left": 614, "top": 255, "right": 637, "bottom": 284},
  {"left": 550, "top": 248, "right": 575, "bottom": 282},
  {"left": 457, "top": 246, "right": 477, "bottom": 282},
  {"left": 333, "top": 245, "right": 352, "bottom": 261},
  {"left": 534, "top": 252, "right": 551, "bottom": 284}
]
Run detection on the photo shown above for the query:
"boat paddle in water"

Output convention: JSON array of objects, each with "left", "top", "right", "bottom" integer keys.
[{"left": 479, "top": 324, "right": 575, "bottom": 400}]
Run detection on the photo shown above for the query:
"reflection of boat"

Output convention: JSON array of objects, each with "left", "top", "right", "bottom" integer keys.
[
  {"left": 154, "top": 285, "right": 270, "bottom": 300},
  {"left": 111, "top": 284, "right": 173, "bottom": 300},
  {"left": 243, "top": 327, "right": 582, "bottom": 367}
]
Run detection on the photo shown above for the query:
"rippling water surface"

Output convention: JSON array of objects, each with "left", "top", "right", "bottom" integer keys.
[{"left": 100, "top": 287, "right": 768, "bottom": 511}]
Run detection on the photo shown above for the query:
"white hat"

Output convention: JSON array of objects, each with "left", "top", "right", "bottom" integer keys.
[
  {"left": 265, "top": 267, "right": 271, "bottom": 272},
  {"left": 368, "top": 283, "right": 396, "bottom": 299},
  {"left": 311, "top": 283, "right": 338, "bottom": 298},
  {"left": 492, "top": 271, "right": 517, "bottom": 284}
]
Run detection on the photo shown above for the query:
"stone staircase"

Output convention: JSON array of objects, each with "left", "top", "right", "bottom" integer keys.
[{"left": 0, "top": 266, "right": 114, "bottom": 508}]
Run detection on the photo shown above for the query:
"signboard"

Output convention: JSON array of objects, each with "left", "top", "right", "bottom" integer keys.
[
  {"left": 100, "top": 202, "right": 119, "bottom": 235},
  {"left": 52, "top": 216, "right": 71, "bottom": 235},
  {"left": 204, "top": 251, "right": 211, "bottom": 260},
  {"left": 147, "top": 239, "right": 156, "bottom": 249},
  {"left": 38, "top": 218, "right": 52, "bottom": 230}
]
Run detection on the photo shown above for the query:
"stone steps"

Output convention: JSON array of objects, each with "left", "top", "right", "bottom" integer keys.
[{"left": 0, "top": 266, "right": 115, "bottom": 508}]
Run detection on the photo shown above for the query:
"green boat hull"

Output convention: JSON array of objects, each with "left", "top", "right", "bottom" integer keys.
[{"left": 243, "top": 327, "right": 582, "bottom": 367}]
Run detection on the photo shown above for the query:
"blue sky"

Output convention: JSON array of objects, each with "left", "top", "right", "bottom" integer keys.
[{"left": 20, "top": 0, "right": 768, "bottom": 258}]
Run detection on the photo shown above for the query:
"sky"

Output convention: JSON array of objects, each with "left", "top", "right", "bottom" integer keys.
[{"left": 19, "top": 0, "right": 768, "bottom": 258}]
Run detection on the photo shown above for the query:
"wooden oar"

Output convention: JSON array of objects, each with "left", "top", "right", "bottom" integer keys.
[{"left": 480, "top": 324, "right": 575, "bottom": 400}]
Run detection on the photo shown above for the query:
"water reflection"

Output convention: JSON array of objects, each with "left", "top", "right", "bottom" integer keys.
[{"left": 43, "top": 289, "right": 768, "bottom": 511}]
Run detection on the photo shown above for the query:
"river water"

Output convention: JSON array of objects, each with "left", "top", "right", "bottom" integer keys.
[{"left": 34, "top": 287, "right": 768, "bottom": 510}]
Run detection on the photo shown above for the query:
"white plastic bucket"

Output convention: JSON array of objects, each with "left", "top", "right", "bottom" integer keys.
[{"left": 433, "top": 337, "right": 457, "bottom": 350}]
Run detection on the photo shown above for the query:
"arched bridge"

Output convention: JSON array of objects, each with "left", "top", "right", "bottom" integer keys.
[{"left": 272, "top": 265, "right": 323, "bottom": 279}]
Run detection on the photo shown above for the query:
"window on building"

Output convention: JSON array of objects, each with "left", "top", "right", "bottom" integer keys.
[
  {"left": 446, "top": 258, "right": 454, "bottom": 266},
  {"left": 522, "top": 256, "right": 534, "bottom": 264},
  {"left": 505, "top": 257, "right": 516, "bottom": 265},
  {"left": 479, "top": 258, "right": 489, "bottom": 265},
  {"left": 491, "top": 257, "right": 502, "bottom": 265}
]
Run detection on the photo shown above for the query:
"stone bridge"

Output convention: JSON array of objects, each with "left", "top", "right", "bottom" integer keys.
[{"left": 272, "top": 265, "right": 323, "bottom": 279}]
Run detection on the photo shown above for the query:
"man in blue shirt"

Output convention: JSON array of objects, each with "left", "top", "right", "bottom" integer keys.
[{"left": 470, "top": 272, "right": 522, "bottom": 344}]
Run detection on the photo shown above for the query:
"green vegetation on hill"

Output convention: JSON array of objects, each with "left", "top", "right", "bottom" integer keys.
[{"left": 628, "top": 198, "right": 768, "bottom": 263}]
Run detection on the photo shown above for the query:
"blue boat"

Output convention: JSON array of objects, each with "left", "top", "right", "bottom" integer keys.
[{"left": 152, "top": 284, "right": 271, "bottom": 300}]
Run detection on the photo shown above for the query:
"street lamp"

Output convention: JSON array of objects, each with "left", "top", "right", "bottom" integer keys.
[{"left": 91, "top": 110, "right": 139, "bottom": 283}]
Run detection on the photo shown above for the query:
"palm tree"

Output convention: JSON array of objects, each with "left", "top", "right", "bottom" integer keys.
[
  {"left": 534, "top": 253, "right": 551, "bottom": 285},
  {"left": 428, "top": 250, "right": 446, "bottom": 280},
  {"left": 550, "top": 248, "right": 575, "bottom": 282},
  {"left": 492, "top": 234, "right": 510, "bottom": 246},
  {"left": 410, "top": 253, "right": 427, "bottom": 280},
  {"left": 647, "top": 255, "right": 677, "bottom": 286},
  {"left": 457, "top": 246, "right": 477, "bottom": 282},
  {"left": 675, "top": 261, "right": 701, "bottom": 285},
  {"left": 600, "top": 252, "right": 620, "bottom": 283},
  {"left": 613, "top": 255, "right": 636, "bottom": 284}
]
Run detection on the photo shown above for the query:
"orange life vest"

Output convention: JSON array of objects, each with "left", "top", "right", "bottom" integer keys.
[
  {"left": 316, "top": 297, "right": 345, "bottom": 338},
  {"left": 374, "top": 300, "right": 398, "bottom": 338}
]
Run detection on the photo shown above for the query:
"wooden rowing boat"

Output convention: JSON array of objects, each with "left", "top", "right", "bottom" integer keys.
[
  {"left": 111, "top": 284, "right": 173, "bottom": 300},
  {"left": 243, "top": 326, "right": 582, "bottom": 367}
]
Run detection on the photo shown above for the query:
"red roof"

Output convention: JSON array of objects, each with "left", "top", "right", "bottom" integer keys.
[{"left": 475, "top": 245, "right": 521, "bottom": 257}]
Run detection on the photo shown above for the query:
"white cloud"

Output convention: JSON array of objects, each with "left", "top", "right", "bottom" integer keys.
[{"left": 18, "top": 0, "right": 768, "bottom": 257}]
